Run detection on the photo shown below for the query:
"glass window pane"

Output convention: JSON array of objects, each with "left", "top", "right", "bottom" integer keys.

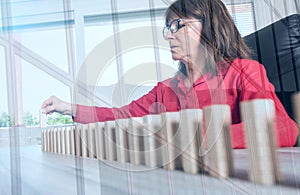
[
  {"left": 85, "top": 13, "right": 177, "bottom": 106},
  {"left": 226, "top": 3, "right": 255, "bottom": 36},
  {"left": 85, "top": 23, "right": 119, "bottom": 87},
  {"left": 20, "top": 28, "right": 72, "bottom": 73},
  {"left": 21, "top": 58, "right": 71, "bottom": 121},
  {"left": 0, "top": 46, "right": 7, "bottom": 114}
]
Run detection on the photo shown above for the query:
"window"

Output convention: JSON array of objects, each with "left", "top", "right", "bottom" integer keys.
[
  {"left": 0, "top": 46, "right": 7, "bottom": 114},
  {"left": 0, "top": 1, "right": 74, "bottom": 125},
  {"left": 21, "top": 58, "right": 71, "bottom": 120},
  {"left": 84, "top": 9, "right": 176, "bottom": 106},
  {"left": 226, "top": 2, "right": 255, "bottom": 36},
  {"left": 20, "top": 28, "right": 70, "bottom": 73}
]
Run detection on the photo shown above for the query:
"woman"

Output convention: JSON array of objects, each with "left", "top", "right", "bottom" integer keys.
[{"left": 42, "top": 0, "right": 298, "bottom": 148}]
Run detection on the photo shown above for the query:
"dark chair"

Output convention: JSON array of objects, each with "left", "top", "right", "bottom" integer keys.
[{"left": 244, "top": 14, "right": 300, "bottom": 120}]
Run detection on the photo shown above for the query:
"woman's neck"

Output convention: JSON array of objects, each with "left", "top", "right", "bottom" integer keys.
[
  {"left": 181, "top": 63, "right": 206, "bottom": 91},
  {"left": 183, "top": 58, "right": 206, "bottom": 83},
  {"left": 187, "top": 67, "right": 202, "bottom": 83}
]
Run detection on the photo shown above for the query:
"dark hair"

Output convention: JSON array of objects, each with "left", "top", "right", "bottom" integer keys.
[{"left": 165, "top": 0, "right": 251, "bottom": 75}]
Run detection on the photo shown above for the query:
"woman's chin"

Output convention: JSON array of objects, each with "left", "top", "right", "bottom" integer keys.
[
  {"left": 171, "top": 53, "right": 182, "bottom": 61},
  {"left": 172, "top": 54, "right": 189, "bottom": 63}
]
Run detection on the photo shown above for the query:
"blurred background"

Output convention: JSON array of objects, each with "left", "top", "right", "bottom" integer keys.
[{"left": 0, "top": 0, "right": 298, "bottom": 146}]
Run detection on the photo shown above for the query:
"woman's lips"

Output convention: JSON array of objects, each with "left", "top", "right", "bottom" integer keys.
[{"left": 170, "top": 46, "right": 177, "bottom": 51}]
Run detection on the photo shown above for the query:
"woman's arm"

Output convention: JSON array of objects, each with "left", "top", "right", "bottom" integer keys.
[{"left": 42, "top": 84, "right": 161, "bottom": 124}]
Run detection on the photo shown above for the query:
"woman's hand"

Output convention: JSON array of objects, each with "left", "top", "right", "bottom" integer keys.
[{"left": 41, "top": 96, "right": 76, "bottom": 117}]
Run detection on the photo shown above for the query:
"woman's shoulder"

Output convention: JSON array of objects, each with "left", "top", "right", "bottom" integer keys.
[
  {"left": 157, "top": 74, "right": 182, "bottom": 87},
  {"left": 229, "top": 58, "right": 266, "bottom": 75},
  {"left": 231, "top": 58, "right": 263, "bottom": 69},
  {"left": 144, "top": 77, "right": 178, "bottom": 93}
]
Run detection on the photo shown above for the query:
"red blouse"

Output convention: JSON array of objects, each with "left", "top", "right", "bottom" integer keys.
[{"left": 74, "top": 58, "right": 298, "bottom": 148}]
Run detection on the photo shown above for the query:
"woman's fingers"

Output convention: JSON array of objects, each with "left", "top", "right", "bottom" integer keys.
[
  {"left": 41, "top": 96, "right": 59, "bottom": 114},
  {"left": 41, "top": 96, "right": 73, "bottom": 116}
]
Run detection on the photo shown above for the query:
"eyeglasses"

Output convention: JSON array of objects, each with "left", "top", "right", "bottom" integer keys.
[{"left": 163, "top": 18, "right": 202, "bottom": 39}]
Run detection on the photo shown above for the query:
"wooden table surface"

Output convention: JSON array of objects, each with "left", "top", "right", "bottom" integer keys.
[{"left": 1, "top": 146, "right": 300, "bottom": 194}]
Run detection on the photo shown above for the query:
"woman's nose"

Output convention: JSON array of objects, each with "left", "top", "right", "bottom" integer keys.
[{"left": 164, "top": 30, "right": 174, "bottom": 40}]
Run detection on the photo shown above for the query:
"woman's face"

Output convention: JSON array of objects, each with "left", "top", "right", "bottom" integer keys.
[{"left": 164, "top": 17, "right": 203, "bottom": 63}]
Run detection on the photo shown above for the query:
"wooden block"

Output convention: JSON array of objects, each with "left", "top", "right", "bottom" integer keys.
[
  {"left": 57, "top": 127, "right": 62, "bottom": 154},
  {"left": 47, "top": 129, "right": 51, "bottom": 152},
  {"left": 50, "top": 128, "right": 54, "bottom": 152},
  {"left": 69, "top": 126, "right": 76, "bottom": 155},
  {"left": 128, "top": 117, "right": 145, "bottom": 165},
  {"left": 104, "top": 121, "right": 117, "bottom": 161},
  {"left": 179, "top": 109, "right": 204, "bottom": 174},
  {"left": 41, "top": 129, "right": 44, "bottom": 151},
  {"left": 115, "top": 119, "right": 129, "bottom": 163},
  {"left": 95, "top": 122, "right": 106, "bottom": 160},
  {"left": 292, "top": 92, "right": 300, "bottom": 145},
  {"left": 45, "top": 129, "right": 49, "bottom": 152},
  {"left": 41, "top": 129, "right": 45, "bottom": 151},
  {"left": 43, "top": 129, "right": 47, "bottom": 152},
  {"left": 240, "top": 99, "right": 280, "bottom": 185},
  {"left": 65, "top": 126, "right": 71, "bottom": 155},
  {"left": 39, "top": 109, "right": 48, "bottom": 128},
  {"left": 42, "top": 129, "right": 46, "bottom": 152},
  {"left": 75, "top": 126, "right": 82, "bottom": 156},
  {"left": 87, "top": 123, "right": 96, "bottom": 158},
  {"left": 65, "top": 127, "right": 70, "bottom": 155},
  {"left": 204, "top": 105, "right": 234, "bottom": 178},
  {"left": 81, "top": 124, "right": 89, "bottom": 158},
  {"left": 61, "top": 127, "right": 66, "bottom": 154},
  {"left": 49, "top": 129, "right": 53, "bottom": 152},
  {"left": 143, "top": 114, "right": 163, "bottom": 168},
  {"left": 161, "top": 111, "right": 181, "bottom": 170},
  {"left": 53, "top": 128, "right": 57, "bottom": 153}
]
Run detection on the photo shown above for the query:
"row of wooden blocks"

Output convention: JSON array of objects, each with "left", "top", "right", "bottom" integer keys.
[{"left": 41, "top": 99, "right": 280, "bottom": 185}]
